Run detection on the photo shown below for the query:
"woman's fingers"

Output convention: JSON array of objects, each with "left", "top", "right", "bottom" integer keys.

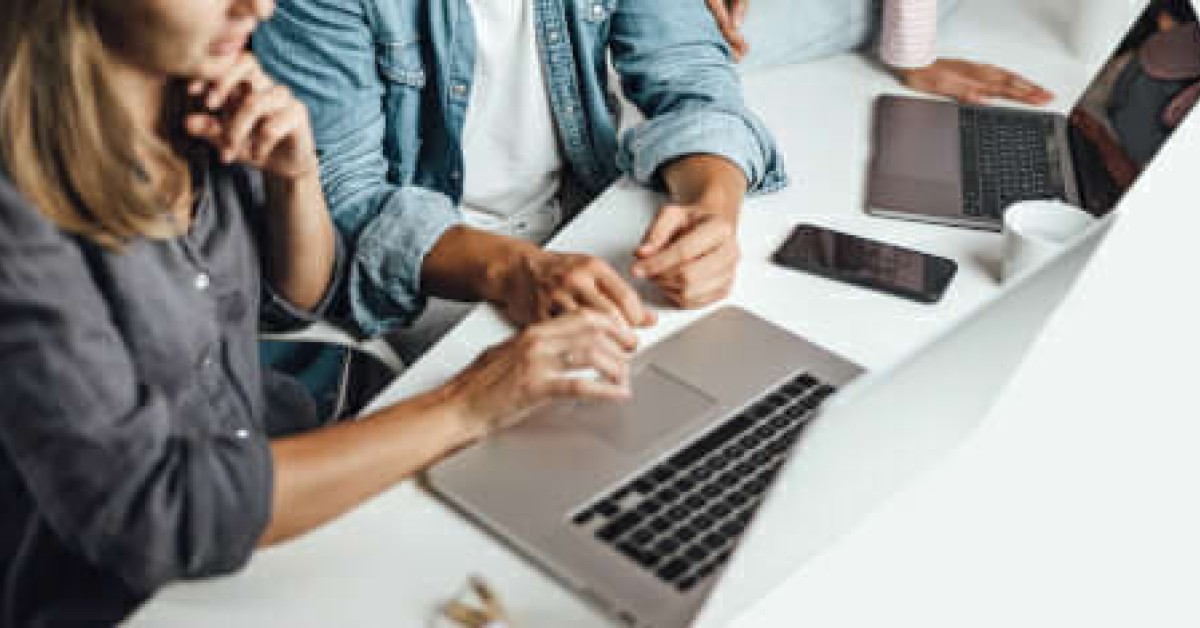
[
  {"left": 535, "top": 310, "right": 638, "bottom": 353},
  {"left": 184, "top": 113, "right": 224, "bottom": 143},
  {"left": 542, "top": 375, "right": 631, "bottom": 402},
  {"left": 202, "top": 53, "right": 270, "bottom": 111},
  {"left": 224, "top": 85, "right": 291, "bottom": 162},
  {"left": 537, "top": 330, "right": 630, "bottom": 386},
  {"left": 252, "top": 104, "right": 305, "bottom": 164}
]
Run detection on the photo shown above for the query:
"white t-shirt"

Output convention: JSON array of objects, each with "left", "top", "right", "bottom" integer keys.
[{"left": 461, "top": 0, "right": 565, "bottom": 244}]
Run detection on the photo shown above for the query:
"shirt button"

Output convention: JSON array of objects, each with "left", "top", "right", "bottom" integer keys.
[
  {"left": 235, "top": 429, "right": 250, "bottom": 440},
  {"left": 451, "top": 82, "right": 467, "bottom": 96},
  {"left": 450, "top": 171, "right": 462, "bottom": 181},
  {"left": 592, "top": 4, "right": 605, "bottom": 18},
  {"left": 565, "top": 104, "right": 577, "bottom": 115},
  {"left": 548, "top": 30, "right": 560, "bottom": 44},
  {"left": 193, "top": 272, "right": 211, "bottom": 291}
]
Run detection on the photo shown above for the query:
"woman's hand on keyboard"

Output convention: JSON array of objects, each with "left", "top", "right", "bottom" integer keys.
[{"left": 443, "top": 311, "right": 638, "bottom": 441}]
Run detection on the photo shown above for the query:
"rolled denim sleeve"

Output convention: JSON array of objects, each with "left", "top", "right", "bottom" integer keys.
[
  {"left": 254, "top": 0, "right": 461, "bottom": 337},
  {"left": 0, "top": 186, "right": 272, "bottom": 594},
  {"left": 610, "top": 0, "right": 788, "bottom": 196}
]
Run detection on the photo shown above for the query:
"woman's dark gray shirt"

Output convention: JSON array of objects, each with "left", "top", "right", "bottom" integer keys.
[{"left": 0, "top": 161, "right": 342, "bottom": 627}]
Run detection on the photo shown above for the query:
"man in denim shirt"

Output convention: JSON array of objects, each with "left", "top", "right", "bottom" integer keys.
[{"left": 254, "top": 0, "right": 787, "bottom": 354}]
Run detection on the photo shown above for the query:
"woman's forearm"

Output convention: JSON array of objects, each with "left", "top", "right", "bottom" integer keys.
[
  {"left": 260, "top": 385, "right": 473, "bottom": 546},
  {"left": 264, "top": 171, "right": 337, "bottom": 311}
]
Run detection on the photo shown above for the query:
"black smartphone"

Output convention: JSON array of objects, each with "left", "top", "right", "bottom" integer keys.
[{"left": 771, "top": 224, "right": 958, "bottom": 304}]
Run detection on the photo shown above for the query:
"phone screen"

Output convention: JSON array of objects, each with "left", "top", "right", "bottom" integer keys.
[{"left": 772, "top": 225, "right": 957, "bottom": 303}]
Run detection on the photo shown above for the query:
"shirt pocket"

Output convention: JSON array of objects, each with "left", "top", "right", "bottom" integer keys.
[{"left": 377, "top": 39, "right": 427, "bottom": 186}]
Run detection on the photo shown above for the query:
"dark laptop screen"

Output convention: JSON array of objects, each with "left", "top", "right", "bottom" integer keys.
[{"left": 1069, "top": 0, "right": 1199, "bottom": 216}]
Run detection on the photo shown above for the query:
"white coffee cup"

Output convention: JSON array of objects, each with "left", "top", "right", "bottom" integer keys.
[
  {"left": 1002, "top": 200, "right": 1097, "bottom": 282},
  {"left": 1073, "top": 0, "right": 1141, "bottom": 64}
]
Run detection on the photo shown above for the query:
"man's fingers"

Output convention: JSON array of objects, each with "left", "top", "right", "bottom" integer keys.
[
  {"left": 571, "top": 279, "right": 625, "bottom": 326},
  {"left": 637, "top": 204, "right": 689, "bottom": 259},
  {"left": 652, "top": 240, "right": 738, "bottom": 291},
  {"left": 635, "top": 216, "right": 728, "bottom": 279},
  {"left": 659, "top": 269, "right": 737, "bottom": 308},
  {"left": 547, "top": 293, "right": 579, "bottom": 319},
  {"left": 593, "top": 267, "right": 654, "bottom": 328}
]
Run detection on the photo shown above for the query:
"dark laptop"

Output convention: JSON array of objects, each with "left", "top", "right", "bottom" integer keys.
[{"left": 867, "top": 0, "right": 1199, "bottom": 230}]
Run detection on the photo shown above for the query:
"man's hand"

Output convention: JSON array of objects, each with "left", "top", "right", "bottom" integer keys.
[
  {"left": 705, "top": 0, "right": 750, "bottom": 61},
  {"left": 897, "top": 58, "right": 1054, "bottom": 106},
  {"left": 633, "top": 202, "right": 741, "bottom": 309},
  {"left": 495, "top": 247, "right": 657, "bottom": 329},
  {"left": 636, "top": 155, "right": 747, "bottom": 310}
]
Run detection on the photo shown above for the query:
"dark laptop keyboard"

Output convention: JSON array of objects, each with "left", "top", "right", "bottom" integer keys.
[
  {"left": 960, "top": 107, "right": 1065, "bottom": 218},
  {"left": 570, "top": 372, "right": 836, "bottom": 592}
]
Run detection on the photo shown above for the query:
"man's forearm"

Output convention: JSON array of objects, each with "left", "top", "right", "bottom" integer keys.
[
  {"left": 419, "top": 225, "right": 538, "bottom": 305},
  {"left": 264, "top": 172, "right": 338, "bottom": 311},
  {"left": 661, "top": 154, "right": 749, "bottom": 219}
]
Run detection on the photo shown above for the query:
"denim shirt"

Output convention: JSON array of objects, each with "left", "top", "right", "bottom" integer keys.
[{"left": 254, "top": 0, "right": 788, "bottom": 336}]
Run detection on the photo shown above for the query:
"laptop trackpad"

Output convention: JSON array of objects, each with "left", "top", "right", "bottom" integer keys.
[{"left": 558, "top": 366, "right": 716, "bottom": 453}]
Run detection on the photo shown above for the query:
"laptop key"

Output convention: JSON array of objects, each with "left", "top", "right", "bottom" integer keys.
[
  {"left": 657, "top": 558, "right": 689, "bottom": 583},
  {"left": 703, "top": 532, "right": 726, "bottom": 551},
  {"left": 654, "top": 538, "right": 681, "bottom": 555},
  {"left": 675, "top": 525, "right": 699, "bottom": 543},
  {"left": 595, "top": 501, "right": 619, "bottom": 518},
  {"left": 630, "top": 527, "right": 656, "bottom": 546},
  {"left": 597, "top": 512, "right": 640, "bottom": 542}
]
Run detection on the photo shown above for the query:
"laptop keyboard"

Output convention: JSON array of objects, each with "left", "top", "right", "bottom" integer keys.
[
  {"left": 960, "top": 107, "right": 1065, "bottom": 219},
  {"left": 570, "top": 372, "right": 836, "bottom": 592}
]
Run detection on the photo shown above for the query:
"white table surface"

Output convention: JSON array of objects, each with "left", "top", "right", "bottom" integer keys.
[{"left": 130, "top": 1, "right": 1198, "bottom": 626}]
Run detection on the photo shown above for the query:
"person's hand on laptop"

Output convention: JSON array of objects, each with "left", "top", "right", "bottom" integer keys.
[
  {"left": 444, "top": 311, "right": 638, "bottom": 438},
  {"left": 895, "top": 59, "right": 1053, "bottom": 106},
  {"left": 494, "top": 246, "right": 657, "bottom": 329}
]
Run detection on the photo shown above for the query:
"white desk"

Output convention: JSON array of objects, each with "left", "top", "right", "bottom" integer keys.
[{"left": 128, "top": 1, "right": 1132, "bottom": 625}]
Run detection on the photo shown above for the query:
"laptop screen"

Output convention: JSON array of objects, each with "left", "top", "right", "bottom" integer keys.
[{"left": 1069, "top": 0, "right": 1199, "bottom": 216}]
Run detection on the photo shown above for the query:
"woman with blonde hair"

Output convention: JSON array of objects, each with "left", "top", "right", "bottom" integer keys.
[{"left": 0, "top": 1, "right": 634, "bottom": 624}]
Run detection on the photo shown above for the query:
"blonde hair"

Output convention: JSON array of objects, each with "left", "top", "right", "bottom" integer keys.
[{"left": 0, "top": 0, "right": 188, "bottom": 248}]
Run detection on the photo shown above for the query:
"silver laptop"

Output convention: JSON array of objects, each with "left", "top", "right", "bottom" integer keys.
[
  {"left": 427, "top": 218, "right": 1112, "bottom": 628},
  {"left": 867, "top": 0, "right": 1198, "bottom": 230},
  {"left": 690, "top": 214, "right": 1115, "bottom": 628}
]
